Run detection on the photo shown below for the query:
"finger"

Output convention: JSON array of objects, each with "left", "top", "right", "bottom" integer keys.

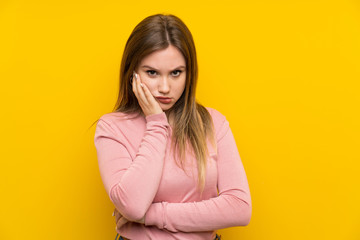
[
  {"left": 134, "top": 74, "right": 152, "bottom": 115},
  {"left": 142, "top": 84, "right": 161, "bottom": 108},
  {"left": 141, "top": 83, "right": 161, "bottom": 109},
  {"left": 135, "top": 73, "right": 149, "bottom": 106},
  {"left": 115, "top": 210, "right": 121, "bottom": 223},
  {"left": 132, "top": 72, "right": 139, "bottom": 98},
  {"left": 142, "top": 83, "right": 164, "bottom": 113},
  {"left": 141, "top": 82, "right": 154, "bottom": 102},
  {"left": 132, "top": 73, "right": 148, "bottom": 109},
  {"left": 116, "top": 216, "right": 129, "bottom": 230},
  {"left": 112, "top": 208, "right": 115, "bottom": 216}
]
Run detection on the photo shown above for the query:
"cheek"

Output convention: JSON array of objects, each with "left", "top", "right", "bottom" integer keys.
[
  {"left": 176, "top": 78, "right": 186, "bottom": 95},
  {"left": 141, "top": 78, "right": 156, "bottom": 92}
]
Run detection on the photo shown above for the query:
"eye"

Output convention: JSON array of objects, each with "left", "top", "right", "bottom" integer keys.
[
  {"left": 146, "top": 70, "right": 157, "bottom": 77},
  {"left": 171, "top": 70, "right": 182, "bottom": 77}
]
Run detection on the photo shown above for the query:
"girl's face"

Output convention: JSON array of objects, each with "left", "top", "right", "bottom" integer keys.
[{"left": 135, "top": 45, "right": 187, "bottom": 112}]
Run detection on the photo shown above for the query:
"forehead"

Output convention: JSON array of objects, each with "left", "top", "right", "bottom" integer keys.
[{"left": 140, "top": 45, "right": 186, "bottom": 69}]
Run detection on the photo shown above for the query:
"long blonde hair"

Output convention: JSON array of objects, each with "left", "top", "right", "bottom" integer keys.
[{"left": 94, "top": 14, "right": 216, "bottom": 191}]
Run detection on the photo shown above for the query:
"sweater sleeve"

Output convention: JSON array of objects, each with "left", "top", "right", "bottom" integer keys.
[
  {"left": 144, "top": 112, "right": 252, "bottom": 232},
  {"left": 94, "top": 112, "right": 170, "bottom": 221}
]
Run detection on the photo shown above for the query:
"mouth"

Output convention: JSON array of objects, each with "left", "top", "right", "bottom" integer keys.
[{"left": 155, "top": 97, "right": 172, "bottom": 104}]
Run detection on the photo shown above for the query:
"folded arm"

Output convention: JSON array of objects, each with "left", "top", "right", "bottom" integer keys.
[
  {"left": 144, "top": 115, "right": 252, "bottom": 232},
  {"left": 94, "top": 112, "right": 170, "bottom": 221}
]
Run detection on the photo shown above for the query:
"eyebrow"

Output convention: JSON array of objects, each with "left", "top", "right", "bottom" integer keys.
[{"left": 141, "top": 65, "right": 186, "bottom": 71}]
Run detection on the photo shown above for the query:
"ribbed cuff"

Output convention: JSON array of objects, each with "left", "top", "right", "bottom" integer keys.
[{"left": 145, "top": 112, "right": 169, "bottom": 126}]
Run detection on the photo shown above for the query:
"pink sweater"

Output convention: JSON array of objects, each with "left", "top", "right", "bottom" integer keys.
[{"left": 94, "top": 107, "right": 251, "bottom": 240}]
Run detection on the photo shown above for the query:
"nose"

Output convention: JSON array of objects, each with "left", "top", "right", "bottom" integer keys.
[{"left": 158, "top": 76, "right": 170, "bottom": 94}]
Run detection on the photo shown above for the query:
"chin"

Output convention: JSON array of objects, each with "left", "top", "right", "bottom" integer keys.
[
  {"left": 162, "top": 107, "right": 175, "bottom": 112},
  {"left": 160, "top": 104, "right": 174, "bottom": 111}
]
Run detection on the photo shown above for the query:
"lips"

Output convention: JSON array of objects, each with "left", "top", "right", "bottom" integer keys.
[{"left": 155, "top": 97, "right": 172, "bottom": 104}]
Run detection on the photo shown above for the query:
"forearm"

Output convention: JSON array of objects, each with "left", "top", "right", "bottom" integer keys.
[
  {"left": 144, "top": 189, "right": 251, "bottom": 232},
  {"left": 95, "top": 112, "right": 170, "bottom": 221}
]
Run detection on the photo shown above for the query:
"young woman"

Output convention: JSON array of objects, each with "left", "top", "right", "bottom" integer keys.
[{"left": 94, "top": 13, "right": 252, "bottom": 240}]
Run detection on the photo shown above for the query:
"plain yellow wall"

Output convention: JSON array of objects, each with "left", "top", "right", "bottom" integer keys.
[{"left": 1, "top": 0, "right": 359, "bottom": 239}]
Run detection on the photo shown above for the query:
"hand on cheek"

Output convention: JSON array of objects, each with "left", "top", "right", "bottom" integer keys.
[{"left": 132, "top": 71, "right": 163, "bottom": 117}]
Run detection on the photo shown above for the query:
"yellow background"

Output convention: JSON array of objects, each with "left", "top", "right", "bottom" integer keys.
[{"left": 1, "top": 0, "right": 359, "bottom": 239}]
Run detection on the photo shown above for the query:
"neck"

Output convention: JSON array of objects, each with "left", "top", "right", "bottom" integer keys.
[{"left": 165, "top": 110, "right": 175, "bottom": 127}]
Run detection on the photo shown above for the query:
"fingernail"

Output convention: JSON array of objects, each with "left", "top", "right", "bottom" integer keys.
[
  {"left": 140, "top": 83, "right": 144, "bottom": 87},
  {"left": 135, "top": 73, "right": 138, "bottom": 80},
  {"left": 112, "top": 211, "right": 115, "bottom": 216}
]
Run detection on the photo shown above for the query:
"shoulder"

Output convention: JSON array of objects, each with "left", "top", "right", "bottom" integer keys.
[
  {"left": 205, "top": 107, "right": 230, "bottom": 141},
  {"left": 95, "top": 111, "right": 144, "bottom": 137},
  {"left": 99, "top": 111, "right": 142, "bottom": 124},
  {"left": 205, "top": 107, "right": 227, "bottom": 125},
  {"left": 99, "top": 111, "right": 132, "bottom": 122}
]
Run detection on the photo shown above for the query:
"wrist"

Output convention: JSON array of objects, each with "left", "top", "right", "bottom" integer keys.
[{"left": 145, "top": 111, "right": 168, "bottom": 124}]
